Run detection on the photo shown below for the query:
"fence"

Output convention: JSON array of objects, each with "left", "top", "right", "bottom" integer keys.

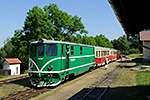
[{"left": 0, "top": 70, "right": 11, "bottom": 76}]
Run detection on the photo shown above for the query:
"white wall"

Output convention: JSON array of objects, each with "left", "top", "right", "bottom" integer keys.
[
  {"left": 10, "top": 64, "right": 20, "bottom": 75},
  {"left": 143, "top": 41, "right": 150, "bottom": 60}
]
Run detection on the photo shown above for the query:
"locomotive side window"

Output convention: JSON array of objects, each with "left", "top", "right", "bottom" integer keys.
[
  {"left": 46, "top": 45, "right": 57, "bottom": 56},
  {"left": 71, "top": 46, "right": 74, "bottom": 55},
  {"left": 30, "top": 44, "right": 37, "bottom": 56},
  {"left": 80, "top": 47, "right": 82, "bottom": 55},
  {"left": 38, "top": 45, "right": 44, "bottom": 56},
  {"left": 62, "top": 45, "right": 64, "bottom": 55}
]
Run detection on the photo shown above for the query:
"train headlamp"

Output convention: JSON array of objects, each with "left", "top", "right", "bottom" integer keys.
[
  {"left": 38, "top": 38, "right": 44, "bottom": 44},
  {"left": 48, "top": 66, "right": 53, "bottom": 71}
]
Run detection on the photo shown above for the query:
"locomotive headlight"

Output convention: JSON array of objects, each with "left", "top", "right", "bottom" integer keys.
[
  {"left": 38, "top": 38, "right": 44, "bottom": 44},
  {"left": 48, "top": 66, "right": 53, "bottom": 71},
  {"left": 29, "top": 66, "right": 33, "bottom": 71}
]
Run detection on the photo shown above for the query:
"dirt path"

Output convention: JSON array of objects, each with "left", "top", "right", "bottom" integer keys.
[{"left": 32, "top": 60, "right": 122, "bottom": 100}]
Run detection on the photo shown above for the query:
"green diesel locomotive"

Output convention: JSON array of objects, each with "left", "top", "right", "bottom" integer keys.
[{"left": 28, "top": 39, "right": 95, "bottom": 87}]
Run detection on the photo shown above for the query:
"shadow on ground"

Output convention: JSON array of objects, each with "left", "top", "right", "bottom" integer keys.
[{"left": 68, "top": 85, "right": 150, "bottom": 100}]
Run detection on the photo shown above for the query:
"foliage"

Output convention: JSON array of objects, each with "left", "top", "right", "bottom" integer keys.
[
  {"left": 129, "top": 48, "right": 140, "bottom": 54},
  {"left": 71, "top": 34, "right": 113, "bottom": 48},
  {"left": 0, "top": 38, "right": 14, "bottom": 69},
  {"left": 111, "top": 34, "right": 142, "bottom": 54}
]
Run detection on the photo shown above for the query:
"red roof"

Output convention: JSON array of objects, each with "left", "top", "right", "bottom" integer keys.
[{"left": 4, "top": 58, "right": 22, "bottom": 64}]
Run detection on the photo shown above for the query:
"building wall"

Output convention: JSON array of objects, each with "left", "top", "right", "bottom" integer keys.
[
  {"left": 3, "top": 61, "right": 20, "bottom": 75},
  {"left": 10, "top": 64, "right": 20, "bottom": 75},
  {"left": 143, "top": 41, "right": 150, "bottom": 60}
]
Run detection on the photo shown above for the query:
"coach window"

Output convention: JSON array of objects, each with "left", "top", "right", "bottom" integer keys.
[
  {"left": 96, "top": 51, "right": 98, "bottom": 57},
  {"left": 101, "top": 51, "right": 103, "bottom": 57},
  {"left": 30, "top": 44, "right": 37, "bottom": 56},
  {"left": 99, "top": 51, "right": 101, "bottom": 57},
  {"left": 46, "top": 45, "right": 57, "bottom": 56},
  {"left": 38, "top": 45, "right": 44, "bottom": 56},
  {"left": 71, "top": 46, "right": 74, "bottom": 55},
  {"left": 80, "top": 47, "right": 82, "bottom": 55}
]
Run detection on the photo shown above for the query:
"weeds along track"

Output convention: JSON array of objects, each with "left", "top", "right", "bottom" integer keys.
[
  {"left": 0, "top": 75, "right": 29, "bottom": 86},
  {"left": 1, "top": 87, "right": 50, "bottom": 100},
  {"left": 80, "top": 63, "right": 125, "bottom": 100}
]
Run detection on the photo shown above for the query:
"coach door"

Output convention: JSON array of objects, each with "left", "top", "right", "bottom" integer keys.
[{"left": 61, "top": 44, "right": 67, "bottom": 70}]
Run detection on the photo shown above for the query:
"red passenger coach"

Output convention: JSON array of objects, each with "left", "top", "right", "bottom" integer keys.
[
  {"left": 95, "top": 47, "right": 119, "bottom": 67},
  {"left": 95, "top": 47, "right": 110, "bottom": 66},
  {"left": 109, "top": 49, "right": 118, "bottom": 61}
]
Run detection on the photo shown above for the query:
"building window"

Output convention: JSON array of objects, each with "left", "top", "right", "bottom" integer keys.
[
  {"left": 80, "top": 47, "right": 82, "bottom": 55},
  {"left": 71, "top": 46, "right": 74, "bottom": 55}
]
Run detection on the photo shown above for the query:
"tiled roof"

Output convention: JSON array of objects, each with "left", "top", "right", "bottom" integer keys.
[{"left": 5, "top": 58, "right": 22, "bottom": 64}]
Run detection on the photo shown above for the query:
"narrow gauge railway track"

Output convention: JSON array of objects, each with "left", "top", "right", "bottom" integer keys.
[
  {"left": 80, "top": 63, "right": 125, "bottom": 100},
  {"left": 1, "top": 88, "right": 50, "bottom": 100},
  {"left": 0, "top": 75, "right": 29, "bottom": 86}
]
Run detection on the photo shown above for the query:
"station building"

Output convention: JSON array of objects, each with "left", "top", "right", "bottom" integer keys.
[
  {"left": 3, "top": 58, "right": 22, "bottom": 75},
  {"left": 140, "top": 31, "right": 150, "bottom": 60}
]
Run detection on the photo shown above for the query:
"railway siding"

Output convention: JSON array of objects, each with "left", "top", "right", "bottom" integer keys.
[{"left": 0, "top": 75, "right": 29, "bottom": 86}]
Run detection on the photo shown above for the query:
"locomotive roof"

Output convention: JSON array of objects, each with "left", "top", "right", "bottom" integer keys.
[{"left": 30, "top": 39, "right": 94, "bottom": 47}]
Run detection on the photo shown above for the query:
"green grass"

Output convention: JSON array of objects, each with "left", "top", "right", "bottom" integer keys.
[
  {"left": 105, "top": 54, "right": 150, "bottom": 99},
  {"left": 136, "top": 71, "right": 150, "bottom": 86},
  {"left": 128, "top": 54, "right": 143, "bottom": 59}
]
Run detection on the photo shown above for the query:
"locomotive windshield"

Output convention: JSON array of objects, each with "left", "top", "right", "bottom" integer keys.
[
  {"left": 38, "top": 45, "right": 44, "bottom": 56},
  {"left": 46, "top": 45, "right": 57, "bottom": 56},
  {"left": 30, "top": 44, "right": 37, "bottom": 56},
  {"left": 30, "top": 44, "right": 57, "bottom": 56}
]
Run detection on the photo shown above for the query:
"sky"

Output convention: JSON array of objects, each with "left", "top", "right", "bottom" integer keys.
[{"left": 0, "top": 0, "right": 125, "bottom": 48}]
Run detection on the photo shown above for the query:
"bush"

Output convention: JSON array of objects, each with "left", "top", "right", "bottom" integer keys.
[
  {"left": 129, "top": 48, "right": 140, "bottom": 54},
  {"left": 0, "top": 75, "right": 3, "bottom": 78}
]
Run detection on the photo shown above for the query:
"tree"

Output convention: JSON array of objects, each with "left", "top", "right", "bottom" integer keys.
[
  {"left": 111, "top": 35, "right": 131, "bottom": 54},
  {"left": 95, "top": 34, "right": 113, "bottom": 48},
  {"left": 0, "top": 38, "right": 14, "bottom": 69},
  {"left": 11, "top": 3, "right": 88, "bottom": 72}
]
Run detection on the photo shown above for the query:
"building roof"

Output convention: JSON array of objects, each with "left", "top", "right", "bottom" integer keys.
[
  {"left": 140, "top": 31, "right": 150, "bottom": 41},
  {"left": 4, "top": 58, "right": 22, "bottom": 64},
  {"left": 109, "top": 0, "right": 150, "bottom": 37}
]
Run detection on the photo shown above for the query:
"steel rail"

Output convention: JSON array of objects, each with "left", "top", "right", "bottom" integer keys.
[
  {"left": 2, "top": 88, "right": 34, "bottom": 100},
  {"left": 97, "top": 64, "right": 124, "bottom": 100},
  {"left": 18, "top": 88, "right": 48, "bottom": 100},
  {"left": 80, "top": 64, "right": 123, "bottom": 100},
  {"left": 2, "top": 88, "right": 49, "bottom": 100},
  {"left": 0, "top": 75, "right": 29, "bottom": 86}
]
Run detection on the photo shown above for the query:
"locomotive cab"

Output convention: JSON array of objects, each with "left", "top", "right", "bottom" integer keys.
[{"left": 29, "top": 39, "right": 66, "bottom": 87}]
